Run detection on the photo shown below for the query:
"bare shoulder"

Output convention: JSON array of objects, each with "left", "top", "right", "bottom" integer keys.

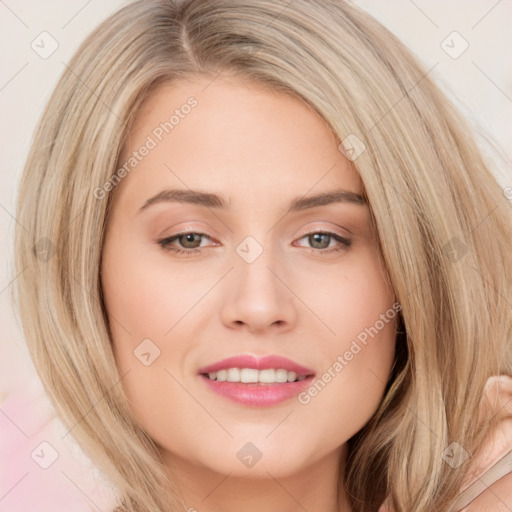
[{"left": 462, "top": 472, "right": 512, "bottom": 511}]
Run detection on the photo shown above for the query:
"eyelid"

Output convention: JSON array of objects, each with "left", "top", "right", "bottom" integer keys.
[
  {"left": 293, "top": 231, "right": 352, "bottom": 252},
  {"left": 158, "top": 223, "right": 218, "bottom": 241},
  {"left": 294, "top": 221, "right": 353, "bottom": 242},
  {"left": 162, "top": 229, "right": 219, "bottom": 247}
]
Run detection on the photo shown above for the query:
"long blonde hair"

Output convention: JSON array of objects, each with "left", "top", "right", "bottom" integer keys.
[{"left": 14, "top": 1, "right": 512, "bottom": 510}]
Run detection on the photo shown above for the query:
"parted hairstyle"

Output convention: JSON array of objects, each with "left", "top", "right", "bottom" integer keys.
[{"left": 14, "top": 1, "right": 512, "bottom": 511}]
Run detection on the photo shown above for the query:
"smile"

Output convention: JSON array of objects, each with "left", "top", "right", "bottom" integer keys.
[{"left": 197, "top": 354, "right": 316, "bottom": 407}]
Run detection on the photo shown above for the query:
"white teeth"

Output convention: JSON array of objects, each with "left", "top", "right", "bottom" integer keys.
[
  {"left": 226, "top": 368, "right": 240, "bottom": 382},
  {"left": 204, "top": 368, "right": 308, "bottom": 383},
  {"left": 275, "top": 369, "right": 288, "bottom": 383},
  {"left": 258, "top": 369, "right": 276, "bottom": 383},
  {"left": 240, "top": 368, "right": 259, "bottom": 383}
]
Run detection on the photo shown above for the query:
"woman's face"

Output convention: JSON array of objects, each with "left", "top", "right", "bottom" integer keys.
[{"left": 101, "top": 75, "right": 398, "bottom": 484}]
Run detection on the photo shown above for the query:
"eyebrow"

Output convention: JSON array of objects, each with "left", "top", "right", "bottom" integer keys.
[{"left": 137, "top": 187, "right": 367, "bottom": 214}]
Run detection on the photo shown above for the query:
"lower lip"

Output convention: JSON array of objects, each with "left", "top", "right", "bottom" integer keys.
[{"left": 199, "top": 374, "right": 314, "bottom": 407}]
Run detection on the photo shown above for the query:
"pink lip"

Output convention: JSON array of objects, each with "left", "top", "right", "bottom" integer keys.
[
  {"left": 197, "top": 354, "right": 315, "bottom": 407},
  {"left": 199, "top": 376, "right": 314, "bottom": 407},
  {"left": 197, "top": 354, "right": 315, "bottom": 376}
]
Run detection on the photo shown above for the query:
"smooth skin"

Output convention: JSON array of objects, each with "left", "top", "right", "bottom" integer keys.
[{"left": 101, "top": 74, "right": 399, "bottom": 512}]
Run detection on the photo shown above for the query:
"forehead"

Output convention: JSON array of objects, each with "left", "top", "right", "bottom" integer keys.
[{"left": 115, "top": 75, "right": 363, "bottom": 208}]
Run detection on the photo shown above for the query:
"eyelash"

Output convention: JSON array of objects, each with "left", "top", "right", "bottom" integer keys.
[{"left": 157, "top": 230, "right": 352, "bottom": 256}]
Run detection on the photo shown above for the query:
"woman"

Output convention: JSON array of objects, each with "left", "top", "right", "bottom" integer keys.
[{"left": 14, "top": 0, "right": 512, "bottom": 510}]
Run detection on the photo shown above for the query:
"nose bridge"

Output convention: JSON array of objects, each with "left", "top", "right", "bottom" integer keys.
[{"left": 235, "top": 235, "right": 282, "bottom": 302}]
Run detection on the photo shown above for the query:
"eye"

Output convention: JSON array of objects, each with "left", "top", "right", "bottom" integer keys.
[
  {"left": 157, "top": 230, "right": 352, "bottom": 256},
  {"left": 294, "top": 231, "right": 352, "bottom": 254},
  {"left": 158, "top": 232, "right": 215, "bottom": 255}
]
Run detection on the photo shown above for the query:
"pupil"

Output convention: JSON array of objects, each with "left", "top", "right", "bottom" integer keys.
[
  {"left": 311, "top": 233, "right": 329, "bottom": 249},
  {"left": 181, "top": 233, "right": 200, "bottom": 248}
]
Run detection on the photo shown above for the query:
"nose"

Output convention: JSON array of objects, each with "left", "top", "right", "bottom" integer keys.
[{"left": 220, "top": 247, "right": 297, "bottom": 334}]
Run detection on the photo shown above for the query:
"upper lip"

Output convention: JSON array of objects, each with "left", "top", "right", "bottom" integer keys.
[{"left": 198, "top": 354, "right": 315, "bottom": 376}]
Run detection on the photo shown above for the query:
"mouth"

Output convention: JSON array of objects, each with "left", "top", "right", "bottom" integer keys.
[{"left": 197, "top": 354, "right": 315, "bottom": 407}]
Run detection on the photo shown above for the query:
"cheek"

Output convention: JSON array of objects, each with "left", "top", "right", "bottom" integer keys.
[
  {"left": 101, "top": 241, "right": 215, "bottom": 348},
  {"left": 100, "top": 245, "right": 203, "bottom": 440},
  {"left": 295, "top": 323, "right": 396, "bottom": 452},
  {"left": 294, "top": 247, "right": 395, "bottom": 345},
  {"left": 293, "top": 251, "right": 397, "bottom": 440},
  {"left": 100, "top": 240, "right": 219, "bottom": 418}
]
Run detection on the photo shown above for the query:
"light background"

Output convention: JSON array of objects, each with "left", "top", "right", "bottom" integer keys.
[{"left": 1, "top": 1, "right": 511, "bottom": 510}]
